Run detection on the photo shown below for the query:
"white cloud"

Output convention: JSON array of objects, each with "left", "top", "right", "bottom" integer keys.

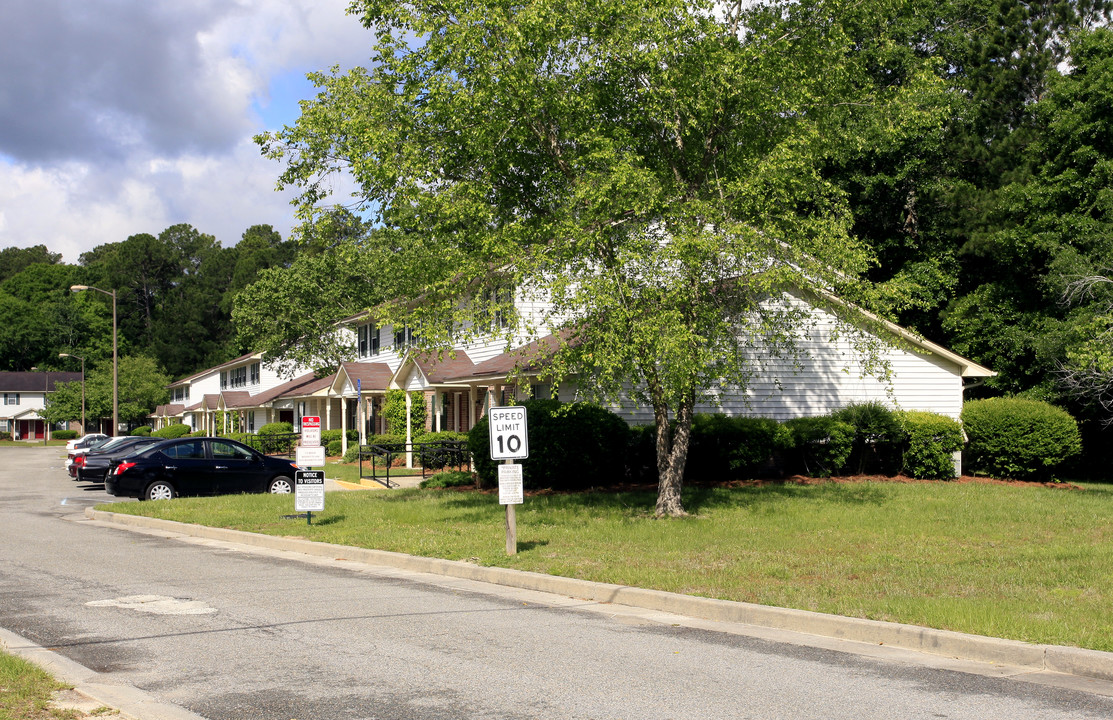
[{"left": 0, "top": 0, "right": 370, "bottom": 259}]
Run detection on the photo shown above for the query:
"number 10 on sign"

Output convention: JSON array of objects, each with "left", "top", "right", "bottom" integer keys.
[{"left": 489, "top": 406, "right": 528, "bottom": 460}]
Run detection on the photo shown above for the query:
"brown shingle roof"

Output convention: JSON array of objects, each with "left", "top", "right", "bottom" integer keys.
[
  {"left": 0, "top": 372, "right": 83, "bottom": 392},
  {"left": 410, "top": 351, "right": 476, "bottom": 384},
  {"left": 339, "top": 362, "right": 394, "bottom": 392},
  {"left": 444, "top": 334, "right": 569, "bottom": 382}
]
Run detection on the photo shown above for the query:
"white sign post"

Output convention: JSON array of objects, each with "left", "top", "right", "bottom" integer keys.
[
  {"left": 301, "top": 415, "right": 321, "bottom": 448},
  {"left": 498, "top": 463, "right": 524, "bottom": 505},
  {"left": 295, "top": 470, "right": 325, "bottom": 524},
  {"left": 295, "top": 445, "right": 326, "bottom": 468},
  {"left": 489, "top": 406, "right": 528, "bottom": 555},
  {"left": 489, "top": 406, "right": 528, "bottom": 460}
]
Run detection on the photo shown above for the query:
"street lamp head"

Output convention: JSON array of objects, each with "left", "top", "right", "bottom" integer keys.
[{"left": 70, "top": 285, "right": 89, "bottom": 291}]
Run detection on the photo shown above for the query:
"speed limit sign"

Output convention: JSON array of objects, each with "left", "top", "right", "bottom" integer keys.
[{"left": 489, "top": 406, "right": 528, "bottom": 460}]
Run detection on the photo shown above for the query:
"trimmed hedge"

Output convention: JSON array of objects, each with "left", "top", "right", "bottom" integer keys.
[
  {"left": 53, "top": 429, "right": 79, "bottom": 440},
  {"left": 129, "top": 426, "right": 152, "bottom": 437},
  {"left": 152, "top": 423, "right": 192, "bottom": 439},
  {"left": 962, "top": 398, "right": 1081, "bottom": 481},
  {"left": 327, "top": 439, "right": 343, "bottom": 457},
  {"left": 685, "top": 414, "right": 792, "bottom": 480},
  {"left": 782, "top": 416, "right": 855, "bottom": 477},
  {"left": 468, "top": 399, "right": 630, "bottom": 490},
  {"left": 258, "top": 421, "right": 293, "bottom": 435},
  {"left": 898, "top": 410, "right": 963, "bottom": 479},
  {"left": 320, "top": 429, "right": 360, "bottom": 444},
  {"left": 831, "top": 402, "right": 902, "bottom": 475}
]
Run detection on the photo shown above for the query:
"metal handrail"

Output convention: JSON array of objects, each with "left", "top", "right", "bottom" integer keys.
[{"left": 358, "top": 439, "right": 470, "bottom": 488}]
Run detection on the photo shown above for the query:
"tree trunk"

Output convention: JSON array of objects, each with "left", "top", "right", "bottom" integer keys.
[{"left": 655, "top": 390, "right": 694, "bottom": 518}]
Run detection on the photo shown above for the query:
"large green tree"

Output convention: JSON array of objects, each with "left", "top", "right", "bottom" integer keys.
[
  {"left": 43, "top": 355, "right": 170, "bottom": 429},
  {"left": 259, "top": 0, "right": 946, "bottom": 516},
  {"left": 232, "top": 212, "right": 387, "bottom": 377}
]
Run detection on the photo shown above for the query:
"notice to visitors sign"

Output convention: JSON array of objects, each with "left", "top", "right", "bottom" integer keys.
[{"left": 295, "top": 470, "right": 325, "bottom": 512}]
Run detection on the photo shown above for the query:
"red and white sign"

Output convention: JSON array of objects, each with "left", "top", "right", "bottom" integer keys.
[{"left": 301, "top": 416, "right": 321, "bottom": 447}]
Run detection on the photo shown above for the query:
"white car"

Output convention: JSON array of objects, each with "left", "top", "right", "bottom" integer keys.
[
  {"left": 66, "top": 433, "right": 108, "bottom": 453},
  {"left": 65, "top": 434, "right": 110, "bottom": 472}
]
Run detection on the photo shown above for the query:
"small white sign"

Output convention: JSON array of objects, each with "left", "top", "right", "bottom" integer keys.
[
  {"left": 295, "top": 470, "right": 325, "bottom": 512},
  {"left": 301, "top": 416, "right": 321, "bottom": 447},
  {"left": 489, "top": 406, "right": 529, "bottom": 460},
  {"left": 296, "top": 445, "right": 326, "bottom": 468},
  {"left": 498, "top": 463, "right": 524, "bottom": 505}
]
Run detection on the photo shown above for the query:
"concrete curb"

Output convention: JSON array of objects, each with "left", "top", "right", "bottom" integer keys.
[
  {"left": 0, "top": 626, "right": 208, "bottom": 720},
  {"left": 85, "top": 507, "right": 1113, "bottom": 683}
]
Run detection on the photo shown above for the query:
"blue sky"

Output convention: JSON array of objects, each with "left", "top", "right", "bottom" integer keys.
[{"left": 0, "top": 0, "right": 371, "bottom": 262}]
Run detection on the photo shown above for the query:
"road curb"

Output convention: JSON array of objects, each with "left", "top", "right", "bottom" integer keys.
[
  {"left": 0, "top": 626, "right": 208, "bottom": 720},
  {"left": 85, "top": 507, "right": 1113, "bottom": 683}
]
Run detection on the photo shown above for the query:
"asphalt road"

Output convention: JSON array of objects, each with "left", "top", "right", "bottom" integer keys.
[{"left": 2, "top": 446, "right": 1112, "bottom": 720}]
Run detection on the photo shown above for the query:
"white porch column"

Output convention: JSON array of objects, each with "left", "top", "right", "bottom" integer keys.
[
  {"left": 405, "top": 392, "right": 413, "bottom": 468},
  {"left": 341, "top": 397, "right": 349, "bottom": 455}
]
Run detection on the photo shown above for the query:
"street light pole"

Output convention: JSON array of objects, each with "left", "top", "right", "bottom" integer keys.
[
  {"left": 70, "top": 285, "right": 117, "bottom": 436},
  {"left": 58, "top": 353, "right": 85, "bottom": 432}
]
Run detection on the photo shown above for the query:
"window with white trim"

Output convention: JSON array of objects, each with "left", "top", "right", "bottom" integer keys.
[
  {"left": 393, "top": 325, "right": 417, "bottom": 352},
  {"left": 358, "top": 324, "right": 380, "bottom": 358},
  {"left": 3, "top": 393, "right": 19, "bottom": 405}
]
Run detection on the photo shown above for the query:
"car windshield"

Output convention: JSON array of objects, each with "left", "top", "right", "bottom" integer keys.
[
  {"left": 95, "top": 437, "right": 133, "bottom": 451},
  {"left": 87, "top": 437, "right": 113, "bottom": 449}
]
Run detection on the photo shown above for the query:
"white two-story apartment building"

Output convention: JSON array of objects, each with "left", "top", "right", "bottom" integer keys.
[
  {"left": 0, "top": 371, "right": 83, "bottom": 440},
  {"left": 155, "top": 282, "right": 993, "bottom": 470}
]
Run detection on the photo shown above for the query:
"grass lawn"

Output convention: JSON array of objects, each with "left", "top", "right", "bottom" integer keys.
[
  {"left": 0, "top": 649, "right": 77, "bottom": 719},
  {"left": 100, "top": 478, "right": 1113, "bottom": 652}
]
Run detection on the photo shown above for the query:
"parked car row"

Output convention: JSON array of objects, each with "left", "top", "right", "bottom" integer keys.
[{"left": 71, "top": 436, "right": 300, "bottom": 501}]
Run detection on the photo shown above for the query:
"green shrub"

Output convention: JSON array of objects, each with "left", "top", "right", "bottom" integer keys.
[
  {"left": 318, "top": 428, "right": 360, "bottom": 444},
  {"left": 468, "top": 400, "right": 630, "bottom": 490},
  {"left": 327, "top": 439, "right": 343, "bottom": 457},
  {"left": 130, "top": 426, "right": 152, "bottom": 437},
  {"left": 53, "top": 429, "right": 79, "bottom": 440},
  {"left": 152, "top": 423, "right": 192, "bottom": 439},
  {"left": 258, "top": 421, "right": 294, "bottom": 435},
  {"left": 685, "top": 414, "right": 792, "bottom": 480},
  {"left": 419, "top": 471, "right": 474, "bottom": 489},
  {"left": 0, "top": 432, "right": 10, "bottom": 440},
  {"left": 898, "top": 410, "right": 963, "bottom": 479},
  {"left": 225, "top": 432, "right": 251, "bottom": 444},
  {"left": 782, "top": 416, "right": 855, "bottom": 477},
  {"left": 625, "top": 424, "right": 658, "bottom": 483},
  {"left": 189, "top": 430, "right": 208, "bottom": 437},
  {"left": 342, "top": 445, "right": 362, "bottom": 463},
  {"left": 962, "top": 398, "right": 1082, "bottom": 481},
  {"left": 383, "top": 389, "right": 428, "bottom": 437},
  {"left": 831, "top": 402, "right": 903, "bottom": 475}
]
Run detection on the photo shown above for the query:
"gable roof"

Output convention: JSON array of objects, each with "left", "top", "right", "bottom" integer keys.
[
  {"left": 389, "top": 350, "right": 476, "bottom": 390},
  {"left": 333, "top": 362, "right": 394, "bottom": 394},
  {"left": 0, "top": 372, "right": 83, "bottom": 392}
]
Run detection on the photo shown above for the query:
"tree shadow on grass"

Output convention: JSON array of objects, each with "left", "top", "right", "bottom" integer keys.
[{"left": 344, "top": 479, "right": 891, "bottom": 520}]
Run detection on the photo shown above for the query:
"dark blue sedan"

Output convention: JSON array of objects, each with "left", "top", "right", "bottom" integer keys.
[{"left": 105, "top": 437, "right": 300, "bottom": 500}]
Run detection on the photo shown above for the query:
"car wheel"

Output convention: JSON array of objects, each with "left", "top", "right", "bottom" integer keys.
[
  {"left": 268, "top": 476, "right": 293, "bottom": 494},
  {"left": 145, "top": 481, "right": 176, "bottom": 501}
]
